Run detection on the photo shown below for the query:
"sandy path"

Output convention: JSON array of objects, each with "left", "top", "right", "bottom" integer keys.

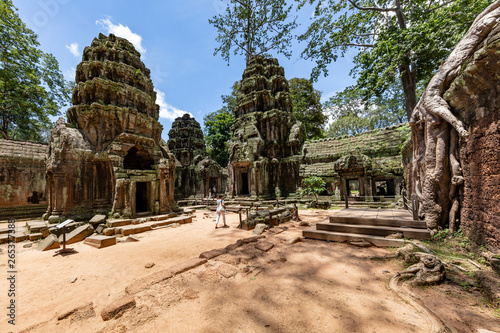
[{"left": 1, "top": 209, "right": 498, "bottom": 333}]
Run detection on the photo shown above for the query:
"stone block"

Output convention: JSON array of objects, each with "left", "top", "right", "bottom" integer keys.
[
  {"left": 84, "top": 235, "right": 116, "bottom": 249},
  {"left": 89, "top": 214, "right": 107, "bottom": 226},
  {"left": 255, "top": 241, "right": 274, "bottom": 252},
  {"left": 199, "top": 248, "right": 227, "bottom": 260},
  {"left": 103, "top": 228, "right": 115, "bottom": 236},
  {"left": 48, "top": 215, "right": 62, "bottom": 224},
  {"left": 252, "top": 223, "right": 266, "bottom": 235},
  {"left": 101, "top": 296, "right": 136, "bottom": 321},
  {"left": 38, "top": 234, "right": 60, "bottom": 251},
  {"left": 29, "top": 233, "right": 43, "bottom": 241},
  {"left": 26, "top": 221, "right": 47, "bottom": 233},
  {"left": 95, "top": 225, "right": 105, "bottom": 234},
  {"left": 59, "top": 224, "right": 94, "bottom": 245},
  {"left": 241, "top": 235, "right": 265, "bottom": 244}
]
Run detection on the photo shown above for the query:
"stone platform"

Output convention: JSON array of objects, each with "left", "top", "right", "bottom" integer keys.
[{"left": 303, "top": 208, "right": 430, "bottom": 247}]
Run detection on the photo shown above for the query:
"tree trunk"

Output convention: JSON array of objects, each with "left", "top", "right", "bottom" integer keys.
[
  {"left": 409, "top": 1, "right": 500, "bottom": 234},
  {"left": 399, "top": 63, "right": 417, "bottom": 121}
]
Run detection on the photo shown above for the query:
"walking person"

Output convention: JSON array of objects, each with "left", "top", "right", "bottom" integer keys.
[{"left": 215, "top": 194, "right": 227, "bottom": 229}]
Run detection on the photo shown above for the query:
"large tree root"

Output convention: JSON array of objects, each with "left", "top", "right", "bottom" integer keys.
[{"left": 389, "top": 274, "right": 456, "bottom": 333}]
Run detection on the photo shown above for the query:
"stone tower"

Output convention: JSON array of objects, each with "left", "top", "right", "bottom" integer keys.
[
  {"left": 46, "top": 33, "right": 177, "bottom": 219},
  {"left": 229, "top": 55, "right": 304, "bottom": 198},
  {"left": 168, "top": 114, "right": 226, "bottom": 199}
]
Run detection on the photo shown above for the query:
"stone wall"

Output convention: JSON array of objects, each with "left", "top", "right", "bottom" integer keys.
[
  {"left": 301, "top": 124, "right": 410, "bottom": 199},
  {"left": 0, "top": 140, "right": 48, "bottom": 219},
  {"left": 441, "top": 24, "right": 500, "bottom": 247}
]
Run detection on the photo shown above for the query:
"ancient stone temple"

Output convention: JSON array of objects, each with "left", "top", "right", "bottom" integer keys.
[
  {"left": 167, "top": 114, "right": 226, "bottom": 200},
  {"left": 46, "top": 33, "right": 177, "bottom": 219},
  {"left": 229, "top": 56, "right": 305, "bottom": 198},
  {"left": 301, "top": 124, "right": 410, "bottom": 200}
]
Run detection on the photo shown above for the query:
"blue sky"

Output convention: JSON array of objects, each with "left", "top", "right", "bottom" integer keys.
[{"left": 13, "top": 0, "right": 356, "bottom": 141}]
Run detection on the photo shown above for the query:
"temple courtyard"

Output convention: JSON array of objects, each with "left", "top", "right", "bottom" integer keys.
[{"left": 1, "top": 209, "right": 498, "bottom": 333}]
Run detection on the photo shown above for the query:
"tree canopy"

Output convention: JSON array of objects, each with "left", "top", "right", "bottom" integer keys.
[
  {"left": 298, "top": 0, "right": 491, "bottom": 119},
  {"left": 324, "top": 81, "right": 407, "bottom": 137},
  {"left": 288, "top": 78, "right": 326, "bottom": 140},
  {"left": 203, "top": 82, "right": 239, "bottom": 167},
  {"left": 209, "top": 0, "right": 297, "bottom": 64},
  {"left": 0, "top": 0, "right": 71, "bottom": 142}
]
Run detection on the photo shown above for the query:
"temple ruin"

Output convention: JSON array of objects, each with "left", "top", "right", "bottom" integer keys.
[
  {"left": 0, "top": 140, "right": 49, "bottom": 219},
  {"left": 229, "top": 55, "right": 305, "bottom": 198},
  {"left": 167, "top": 113, "right": 226, "bottom": 200},
  {"left": 301, "top": 124, "right": 410, "bottom": 201},
  {"left": 45, "top": 33, "right": 177, "bottom": 220}
]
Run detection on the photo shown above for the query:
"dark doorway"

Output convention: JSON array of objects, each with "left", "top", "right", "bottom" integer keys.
[
  {"left": 240, "top": 172, "right": 249, "bottom": 195},
  {"left": 124, "top": 146, "right": 153, "bottom": 170},
  {"left": 136, "top": 182, "right": 149, "bottom": 213}
]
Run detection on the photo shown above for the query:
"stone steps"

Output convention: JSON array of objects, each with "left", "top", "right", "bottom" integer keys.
[
  {"left": 303, "top": 228, "right": 405, "bottom": 247},
  {"left": 303, "top": 208, "right": 429, "bottom": 247},
  {"left": 315, "top": 222, "right": 431, "bottom": 239},
  {"left": 107, "top": 213, "right": 177, "bottom": 228}
]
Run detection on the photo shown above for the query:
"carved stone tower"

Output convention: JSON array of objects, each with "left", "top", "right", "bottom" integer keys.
[
  {"left": 229, "top": 56, "right": 304, "bottom": 198},
  {"left": 46, "top": 33, "right": 177, "bottom": 218}
]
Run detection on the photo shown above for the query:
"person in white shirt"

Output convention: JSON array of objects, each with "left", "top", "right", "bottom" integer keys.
[{"left": 215, "top": 194, "right": 227, "bottom": 229}]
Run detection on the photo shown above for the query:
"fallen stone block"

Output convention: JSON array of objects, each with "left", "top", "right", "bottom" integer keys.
[
  {"left": 118, "top": 224, "right": 152, "bottom": 236},
  {"left": 95, "top": 225, "right": 105, "bottom": 234},
  {"left": 103, "top": 228, "right": 115, "bottom": 236},
  {"left": 170, "top": 258, "right": 207, "bottom": 276},
  {"left": 38, "top": 234, "right": 60, "bottom": 251},
  {"left": 225, "top": 239, "right": 244, "bottom": 251},
  {"left": 255, "top": 241, "right": 274, "bottom": 252},
  {"left": 268, "top": 226, "right": 287, "bottom": 234},
  {"left": 241, "top": 235, "right": 266, "bottom": 244},
  {"left": 49, "top": 221, "right": 85, "bottom": 238},
  {"left": 287, "top": 236, "right": 302, "bottom": 245},
  {"left": 199, "top": 248, "right": 227, "bottom": 260},
  {"left": 59, "top": 224, "right": 94, "bottom": 245},
  {"left": 89, "top": 214, "right": 107, "bottom": 226},
  {"left": 0, "top": 232, "right": 28, "bottom": 244},
  {"left": 252, "top": 223, "right": 266, "bottom": 235},
  {"left": 48, "top": 215, "right": 63, "bottom": 224},
  {"left": 29, "top": 233, "right": 43, "bottom": 241},
  {"left": 84, "top": 235, "right": 116, "bottom": 249},
  {"left": 125, "top": 270, "right": 173, "bottom": 295},
  {"left": 26, "top": 221, "right": 48, "bottom": 233},
  {"left": 107, "top": 219, "right": 134, "bottom": 228},
  {"left": 101, "top": 296, "right": 136, "bottom": 321}
]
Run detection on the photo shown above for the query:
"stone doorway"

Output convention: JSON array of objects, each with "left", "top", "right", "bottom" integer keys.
[
  {"left": 240, "top": 172, "right": 249, "bottom": 195},
  {"left": 136, "top": 182, "right": 149, "bottom": 213},
  {"left": 375, "top": 179, "right": 395, "bottom": 197}
]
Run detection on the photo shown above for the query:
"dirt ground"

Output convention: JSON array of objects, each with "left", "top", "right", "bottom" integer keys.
[{"left": 0, "top": 209, "right": 499, "bottom": 333}]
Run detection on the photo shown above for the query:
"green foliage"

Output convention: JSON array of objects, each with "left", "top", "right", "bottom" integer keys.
[
  {"left": 203, "top": 83, "right": 238, "bottom": 167},
  {"left": 324, "top": 82, "right": 406, "bottom": 137},
  {"left": 0, "top": 0, "right": 72, "bottom": 142},
  {"left": 299, "top": 176, "right": 326, "bottom": 203},
  {"left": 209, "top": 0, "right": 297, "bottom": 64},
  {"left": 298, "top": 0, "right": 491, "bottom": 118},
  {"left": 288, "top": 78, "right": 326, "bottom": 140}
]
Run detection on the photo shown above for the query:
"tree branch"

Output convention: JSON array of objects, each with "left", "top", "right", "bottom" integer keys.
[{"left": 347, "top": 0, "right": 397, "bottom": 12}]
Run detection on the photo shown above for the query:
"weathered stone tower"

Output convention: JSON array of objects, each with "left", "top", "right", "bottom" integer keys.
[
  {"left": 46, "top": 33, "right": 177, "bottom": 219},
  {"left": 229, "top": 56, "right": 305, "bottom": 198},
  {"left": 167, "top": 114, "right": 225, "bottom": 199}
]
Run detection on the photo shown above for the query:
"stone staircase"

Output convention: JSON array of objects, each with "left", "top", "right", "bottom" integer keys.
[{"left": 303, "top": 208, "right": 430, "bottom": 247}]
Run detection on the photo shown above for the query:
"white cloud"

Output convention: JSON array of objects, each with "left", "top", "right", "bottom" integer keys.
[
  {"left": 63, "top": 67, "right": 76, "bottom": 81},
  {"left": 155, "top": 89, "right": 191, "bottom": 121},
  {"left": 65, "top": 43, "right": 80, "bottom": 57},
  {"left": 96, "top": 17, "right": 146, "bottom": 54}
]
